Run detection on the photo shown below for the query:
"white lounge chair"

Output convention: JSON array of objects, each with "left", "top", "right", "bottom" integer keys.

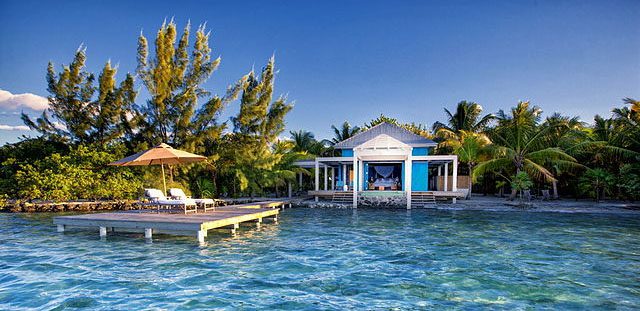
[
  {"left": 168, "top": 188, "right": 216, "bottom": 212},
  {"left": 144, "top": 188, "right": 197, "bottom": 214}
]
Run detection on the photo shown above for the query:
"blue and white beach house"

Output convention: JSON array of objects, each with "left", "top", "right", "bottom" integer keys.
[{"left": 295, "top": 123, "right": 465, "bottom": 208}]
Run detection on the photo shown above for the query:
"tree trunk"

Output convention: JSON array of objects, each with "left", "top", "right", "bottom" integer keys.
[
  {"left": 467, "top": 164, "right": 474, "bottom": 199},
  {"left": 211, "top": 171, "right": 218, "bottom": 197},
  {"left": 552, "top": 180, "right": 558, "bottom": 199}
]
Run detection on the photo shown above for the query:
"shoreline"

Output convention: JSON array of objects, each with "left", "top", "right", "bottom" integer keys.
[
  {"left": 295, "top": 196, "right": 640, "bottom": 215},
  {"left": 2, "top": 196, "right": 639, "bottom": 215}
]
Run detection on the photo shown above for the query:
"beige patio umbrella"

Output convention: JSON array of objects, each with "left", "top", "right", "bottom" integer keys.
[{"left": 109, "top": 143, "right": 206, "bottom": 194}]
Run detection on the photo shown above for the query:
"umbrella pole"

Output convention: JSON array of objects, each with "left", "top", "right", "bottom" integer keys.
[{"left": 161, "top": 162, "right": 167, "bottom": 195}]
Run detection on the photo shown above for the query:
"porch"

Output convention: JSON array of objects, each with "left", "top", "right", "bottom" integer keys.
[{"left": 296, "top": 153, "right": 465, "bottom": 208}]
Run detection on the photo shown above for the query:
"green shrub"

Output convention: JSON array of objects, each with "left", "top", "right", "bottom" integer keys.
[
  {"left": 578, "top": 168, "right": 615, "bottom": 202},
  {"left": 619, "top": 164, "right": 640, "bottom": 201},
  {"left": 13, "top": 145, "right": 142, "bottom": 202}
]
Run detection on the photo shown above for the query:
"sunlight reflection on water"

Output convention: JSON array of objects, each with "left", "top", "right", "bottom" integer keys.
[{"left": 0, "top": 209, "right": 639, "bottom": 310}]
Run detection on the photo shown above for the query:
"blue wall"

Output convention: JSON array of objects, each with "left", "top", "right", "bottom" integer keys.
[
  {"left": 411, "top": 161, "right": 429, "bottom": 191},
  {"left": 341, "top": 149, "right": 354, "bottom": 157},
  {"left": 363, "top": 162, "right": 369, "bottom": 189},
  {"left": 412, "top": 147, "right": 429, "bottom": 156}
]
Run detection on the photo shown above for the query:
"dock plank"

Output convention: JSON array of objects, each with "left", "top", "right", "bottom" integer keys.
[{"left": 53, "top": 201, "right": 286, "bottom": 242}]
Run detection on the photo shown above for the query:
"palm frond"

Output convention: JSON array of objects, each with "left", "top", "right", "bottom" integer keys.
[
  {"left": 527, "top": 147, "right": 576, "bottom": 162},
  {"left": 473, "top": 158, "right": 513, "bottom": 182},
  {"left": 523, "top": 159, "right": 555, "bottom": 182}
]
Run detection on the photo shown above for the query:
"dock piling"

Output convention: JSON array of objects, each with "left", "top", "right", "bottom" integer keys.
[
  {"left": 99, "top": 226, "right": 107, "bottom": 237},
  {"left": 57, "top": 224, "right": 65, "bottom": 232},
  {"left": 230, "top": 223, "right": 239, "bottom": 234},
  {"left": 144, "top": 228, "right": 153, "bottom": 239},
  {"left": 197, "top": 230, "right": 206, "bottom": 243}
]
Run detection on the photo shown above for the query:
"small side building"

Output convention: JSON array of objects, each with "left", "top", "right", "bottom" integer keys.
[{"left": 295, "top": 122, "right": 465, "bottom": 208}]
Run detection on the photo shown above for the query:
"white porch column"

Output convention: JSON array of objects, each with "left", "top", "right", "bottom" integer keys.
[
  {"left": 452, "top": 157, "right": 458, "bottom": 192},
  {"left": 444, "top": 162, "right": 449, "bottom": 192},
  {"left": 324, "top": 165, "right": 328, "bottom": 191},
  {"left": 358, "top": 160, "right": 364, "bottom": 191},
  {"left": 352, "top": 151, "right": 358, "bottom": 208},
  {"left": 331, "top": 167, "right": 335, "bottom": 190},
  {"left": 437, "top": 165, "right": 442, "bottom": 191},
  {"left": 342, "top": 164, "right": 347, "bottom": 190},
  {"left": 314, "top": 158, "right": 319, "bottom": 202},
  {"left": 405, "top": 154, "right": 413, "bottom": 209}
]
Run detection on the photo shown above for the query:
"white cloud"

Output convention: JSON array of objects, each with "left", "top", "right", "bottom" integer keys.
[
  {"left": 0, "top": 124, "right": 31, "bottom": 131},
  {"left": 0, "top": 89, "right": 49, "bottom": 111}
]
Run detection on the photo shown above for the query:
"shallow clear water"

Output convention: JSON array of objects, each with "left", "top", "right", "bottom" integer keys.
[{"left": 1, "top": 209, "right": 639, "bottom": 310}]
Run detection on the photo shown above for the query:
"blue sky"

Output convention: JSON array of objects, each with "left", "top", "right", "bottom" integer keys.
[{"left": 1, "top": 0, "right": 639, "bottom": 145}]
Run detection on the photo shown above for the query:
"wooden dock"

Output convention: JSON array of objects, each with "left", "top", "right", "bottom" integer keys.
[{"left": 54, "top": 200, "right": 290, "bottom": 243}]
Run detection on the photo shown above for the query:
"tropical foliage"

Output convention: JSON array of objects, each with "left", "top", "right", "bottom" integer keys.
[
  {"left": 511, "top": 171, "right": 533, "bottom": 202},
  {"left": 2, "top": 20, "right": 639, "bottom": 203},
  {"left": 22, "top": 48, "right": 138, "bottom": 147},
  {"left": 329, "top": 121, "right": 360, "bottom": 145},
  {"left": 474, "top": 102, "right": 583, "bottom": 183},
  {"left": 12, "top": 145, "right": 142, "bottom": 201},
  {"left": 3, "top": 20, "right": 300, "bottom": 201},
  {"left": 366, "top": 114, "right": 432, "bottom": 138}
]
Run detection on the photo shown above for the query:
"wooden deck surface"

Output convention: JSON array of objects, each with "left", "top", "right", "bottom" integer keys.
[{"left": 54, "top": 200, "right": 290, "bottom": 243}]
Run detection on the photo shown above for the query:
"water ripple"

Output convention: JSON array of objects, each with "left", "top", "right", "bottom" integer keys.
[{"left": 0, "top": 209, "right": 639, "bottom": 310}]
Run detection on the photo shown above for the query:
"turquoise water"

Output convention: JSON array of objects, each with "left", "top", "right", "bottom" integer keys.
[{"left": 1, "top": 209, "right": 639, "bottom": 310}]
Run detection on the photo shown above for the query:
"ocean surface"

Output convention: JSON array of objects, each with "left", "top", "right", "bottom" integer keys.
[{"left": 0, "top": 208, "right": 639, "bottom": 310}]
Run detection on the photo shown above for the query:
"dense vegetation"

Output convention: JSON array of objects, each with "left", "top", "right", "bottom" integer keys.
[
  {"left": 288, "top": 101, "right": 640, "bottom": 202},
  {"left": 1, "top": 20, "right": 638, "bottom": 203}
]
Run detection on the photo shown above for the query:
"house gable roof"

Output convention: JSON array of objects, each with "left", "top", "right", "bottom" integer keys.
[{"left": 333, "top": 122, "right": 436, "bottom": 149}]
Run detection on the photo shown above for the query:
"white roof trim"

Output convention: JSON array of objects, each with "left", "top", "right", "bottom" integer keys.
[{"left": 354, "top": 134, "right": 412, "bottom": 151}]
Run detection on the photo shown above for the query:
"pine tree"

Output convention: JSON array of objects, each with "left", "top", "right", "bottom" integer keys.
[
  {"left": 136, "top": 20, "right": 244, "bottom": 152},
  {"left": 222, "top": 57, "right": 293, "bottom": 195},
  {"left": 89, "top": 61, "right": 138, "bottom": 146},
  {"left": 22, "top": 47, "right": 137, "bottom": 147}
]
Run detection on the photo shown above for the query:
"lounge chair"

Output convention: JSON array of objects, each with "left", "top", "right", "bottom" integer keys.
[
  {"left": 144, "top": 188, "right": 197, "bottom": 214},
  {"left": 168, "top": 188, "right": 216, "bottom": 212}
]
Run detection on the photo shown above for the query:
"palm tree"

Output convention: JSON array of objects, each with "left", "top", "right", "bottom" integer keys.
[
  {"left": 289, "top": 130, "right": 326, "bottom": 155},
  {"left": 474, "top": 102, "right": 583, "bottom": 187},
  {"left": 434, "top": 101, "right": 495, "bottom": 195},
  {"left": 330, "top": 121, "right": 360, "bottom": 145},
  {"left": 622, "top": 97, "right": 640, "bottom": 119},
  {"left": 438, "top": 130, "right": 490, "bottom": 198},
  {"left": 613, "top": 98, "right": 640, "bottom": 151},
  {"left": 290, "top": 130, "right": 315, "bottom": 152},
  {"left": 268, "top": 140, "right": 309, "bottom": 197},
  {"left": 578, "top": 168, "right": 615, "bottom": 202},
  {"left": 567, "top": 115, "right": 638, "bottom": 168},
  {"left": 432, "top": 101, "right": 495, "bottom": 134},
  {"left": 541, "top": 113, "right": 585, "bottom": 198}
]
